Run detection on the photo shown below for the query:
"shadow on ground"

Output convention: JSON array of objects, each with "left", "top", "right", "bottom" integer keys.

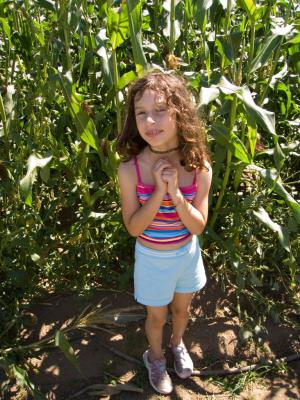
[{"left": 4, "top": 278, "right": 300, "bottom": 400}]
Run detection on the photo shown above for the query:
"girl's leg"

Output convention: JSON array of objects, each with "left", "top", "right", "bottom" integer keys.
[
  {"left": 170, "top": 292, "right": 194, "bottom": 346},
  {"left": 143, "top": 305, "right": 173, "bottom": 394},
  {"left": 145, "top": 305, "right": 168, "bottom": 360},
  {"left": 169, "top": 292, "right": 194, "bottom": 379}
]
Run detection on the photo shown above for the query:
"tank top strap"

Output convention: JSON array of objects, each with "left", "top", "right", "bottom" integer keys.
[
  {"left": 192, "top": 169, "right": 198, "bottom": 185},
  {"left": 134, "top": 156, "right": 142, "bottom": 184}
]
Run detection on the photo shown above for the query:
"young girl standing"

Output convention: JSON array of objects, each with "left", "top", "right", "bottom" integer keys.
[{"left": 117, "top": 71, "right": 212, "bottom": 395}]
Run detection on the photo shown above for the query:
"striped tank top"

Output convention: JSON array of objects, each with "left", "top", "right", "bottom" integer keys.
[{"left": 134, "top": 157, "right": 198, "bottom": 245}]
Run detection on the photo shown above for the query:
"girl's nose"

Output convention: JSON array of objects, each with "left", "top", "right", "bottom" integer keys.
[{"left": 146, "top": 114, "right": 156, "bottom": 124}]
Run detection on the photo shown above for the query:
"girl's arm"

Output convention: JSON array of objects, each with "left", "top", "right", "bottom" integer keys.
[
  {"left": 118, "top": 160, "right": 167, "bottom": 237},
  {"left": 163, "top": 163, "right": 212, "bottom": 235}
]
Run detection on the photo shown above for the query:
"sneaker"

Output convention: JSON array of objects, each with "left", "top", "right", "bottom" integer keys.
[
  {"left": 143, "top": 349, "right": 173, "bottom": 394},
  {"left": 171, "top": 342, "right": 193, "bottom": 379}
]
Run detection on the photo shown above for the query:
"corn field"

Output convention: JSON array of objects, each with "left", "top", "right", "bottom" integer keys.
[{"left": 0, "top": 0, "right": 299, "bottom": 397}]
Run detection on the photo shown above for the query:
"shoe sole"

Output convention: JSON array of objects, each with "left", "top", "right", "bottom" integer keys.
[{"left": 143, "top": 352, "right": 173, "bottom": 395}]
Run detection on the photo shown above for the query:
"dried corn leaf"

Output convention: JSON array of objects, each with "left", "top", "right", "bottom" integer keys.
[
  {"left": 73, "top": 383, "right": 143, "bottom": 398},
  {"left": 88, "top": 385, "right": 121, "bottom": 397},
  {"left": 77, "top": 305, "right": 145, "bottom": 328}
]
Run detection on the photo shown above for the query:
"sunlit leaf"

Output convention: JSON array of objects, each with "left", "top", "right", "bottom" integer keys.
[
  {"left": 216, "top": 77, "right": 276, "bottom": 135},
  {"left": 96, "top": 44, "right": 113, "bottom": 88},
  {"left": 55, "top": 330, "right": 82, "bottom": 374},
  {"left": 242, "top": 86, "right": 276, "bottom": 136},
  {"left": 20, "top": 154, "right": 53, "bottom": 206},
  {"left": 0, "top": 17, "right": 11, "bottom": 43},
  {"left": 250, "top": 25, "right": 293, "bottom": 73},
  {"left": 287, "top": 32, "right": 300, "bottom": 45},
  {"left": 107, "top": 5, "right": 129, "bottom": 50},
  {"left": 249, "top": 165, "right": 300, "bottom": 224},
  {"left": 126, "top": 0, "right": 148, "bottom": 72},
  {"left": 195, "top": 0, "right": 213, "bottom": 32},
  {"left": 58, "top": 71, "right": 100, "bottom": 151},
  {"left": 269, "top": 63, "right": 288, "bottom": 89},
  {"left": 210, "top": 123, "right": 252, "bottom": 164},
  {"left": 118, "top": 70, "right": 137, "bottom": 90},
  {"left": 273, "top": 142, "right": 285, "bottom": 171},
  {"left": 11, "top": 365, "right": 45, "bottom": 399},
  {"left": 36, "top": 0, "right": 56, "bottom": 11},
  {"left": 199, "top": 86, "right": 219, "bottom": 106},
  {"left": 237, "top": 0, "right": 256, "bottom": 19},
  {"left": 253, "top": 207, "right": 290, "bottom": 251},
  {"left": 246, "top": 114, "right": 257, "bottom": 157}
]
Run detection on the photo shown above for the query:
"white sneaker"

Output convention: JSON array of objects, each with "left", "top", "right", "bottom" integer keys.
[
  {"left": 143, "top": 349, "right": 173, "bottom": 394},
  {"left": 171, "top": 342, "right": 193, "bottom": 379}
]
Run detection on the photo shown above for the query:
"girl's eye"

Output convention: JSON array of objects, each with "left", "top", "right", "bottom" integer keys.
[
  {"left": 157, "top": 108, "right": 166, "bottom": 112},
  {"left": 136, "top": 112, "right": 145, "bottom": 116}
]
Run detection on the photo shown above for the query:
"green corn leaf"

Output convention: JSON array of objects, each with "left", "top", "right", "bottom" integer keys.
[
  {"left": 237, "top": 0, "right": 256, "bottom": 19},
  {"left": 195, "top": 0, "right": 213, "bottom": 32},
  {"left": 118, "top": 70, "right": 137, "bottom": 90},
  {"left": 273, "top": 142, "right": 285, "bottom": 171},
  {"left": 241, "top": 86, "right": 275, "bottom": 136},
  {"left": 0, "top": 17, "right": 11, "bottom": 43},
  {"left": 20, "top": 154, "right": 53, "bottom": 206},
  {"left": 96, "top": 29, "right": 113, "bottom": 88},
  {"left": 55, "top": 330, "right": 82, "bottom": 375},
  {"left": 107, "top": 5, "right": 129, "bottom": 50},
  {"left": 11, "top": 365, "right": 46, "bottom": 399},
  {"left": 216, "top": 36, "right": 234, "bottom": 65},
  {"left": 269, "top": 63, "right": 288, "bottom": 89},
  {"left": 58, "top": 70, "right": 100, "bottom": 152},
  {"left": 216, "top": 77, "right": 276, "bottom": 135},
  {"left": 79, "top": 32, "right": 86, "bottom": 78},
  {"left": 163, "top": 0, "right": 182, "bottom": 46},
  {"left": 250, "top": 25, "right": 293, "bottom": 73},
  {"left": 126, "top": 0, "right": 147, "bottom": 73},
  {"left": 246, "top": 114, "right": 257, "bottom": 157},
  {"left": 71, "top": 99, "right": 100, "bottom": 152},
  {"left": 36, "top": 0, "right": 56, "bottom": 11},
  {"left": 253, "top": 207, "right": 290, "bottom": 252},
  {"left": 249, "top": 165, "right": 300, "bottom": 224},
  {"left": 184, "top": 0, "right": 194, "bottom": 20},
  {"left": 287, "top": 32, "right": 300, "bottom": 45},
  {"left": 199, "top": 86, "right": 219, "bottom": 106},
  {"left": 210, "top": 123, "right": 252, "bottom": 164}
]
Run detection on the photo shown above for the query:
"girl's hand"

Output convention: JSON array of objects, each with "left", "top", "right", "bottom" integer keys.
[
  {"left": 152, "top": 158, "right": 171, "bottom": 194},
  {"left": 161, "top": 166, "right": 180, "bottom": 198}
]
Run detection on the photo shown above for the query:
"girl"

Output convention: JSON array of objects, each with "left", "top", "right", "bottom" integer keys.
[{"left": 117, "top": 71, "right": 212, "bottom": 395}]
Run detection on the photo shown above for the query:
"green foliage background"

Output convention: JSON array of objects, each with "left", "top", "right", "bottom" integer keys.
[{"left": 0, "top": 0, "right": 299, "bottom": 396}]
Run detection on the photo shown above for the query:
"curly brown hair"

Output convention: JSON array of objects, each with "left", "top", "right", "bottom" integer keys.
[{"left": 117, "top": 71, "right": 210, "bottom": 171}]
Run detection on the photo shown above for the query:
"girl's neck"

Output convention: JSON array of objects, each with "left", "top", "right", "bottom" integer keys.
[
  {"left": 149, "top": 145, "right": 180, "bottom": 154},
  {"left": 145, "top": 146, "right": 181, "bottom": 165}
]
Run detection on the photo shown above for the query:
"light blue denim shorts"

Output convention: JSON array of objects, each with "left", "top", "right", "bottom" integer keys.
[{"left": 134, "top": 235, "right": 207, "bottom": 307}]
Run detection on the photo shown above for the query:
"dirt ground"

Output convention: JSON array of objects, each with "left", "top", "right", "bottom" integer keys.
[{"left": 4, "top": 278, "right": 300, "bottom": 399}]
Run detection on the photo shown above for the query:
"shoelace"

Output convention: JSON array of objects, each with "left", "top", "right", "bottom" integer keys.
[
  {"left": 173, "top": 346, "right": 187, "bottom": 359},
  {"left": 173, "top": 346, "right": 191, "bottom": 367},
  {"left": 151, "top": 360, "right": 167, "bottom": 379}
]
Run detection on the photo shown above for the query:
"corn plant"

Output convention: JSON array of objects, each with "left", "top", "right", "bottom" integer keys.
[{"left": 0, "top": 0, "right": 299, "bottom": 397}]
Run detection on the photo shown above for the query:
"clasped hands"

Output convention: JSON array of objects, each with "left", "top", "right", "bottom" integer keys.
[{"left": 152, "top": 158, "right": 182, "bottom": 202}]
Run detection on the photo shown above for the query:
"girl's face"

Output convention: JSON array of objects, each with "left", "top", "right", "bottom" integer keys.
[{"left": 134, "top": 89, "right": 178, "bottom": 150}]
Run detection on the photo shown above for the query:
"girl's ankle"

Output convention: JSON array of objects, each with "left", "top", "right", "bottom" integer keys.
[
  {"left": 169, "top": 339, "right": 184, "bottom": 348},
  {"left": 148, "top": 348, "right": 165, "bottom": 362}
]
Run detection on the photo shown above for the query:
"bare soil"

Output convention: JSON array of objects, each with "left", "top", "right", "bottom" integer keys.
[{"left": 4, "top": 278, "right": 300, "bottom": 399}]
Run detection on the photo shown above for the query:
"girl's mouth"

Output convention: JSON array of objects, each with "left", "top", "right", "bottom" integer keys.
[{"left": 146, "top": 129, "right": 161, "bottom": 136}]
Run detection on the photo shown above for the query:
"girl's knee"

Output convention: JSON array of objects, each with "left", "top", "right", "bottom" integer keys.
[
  {"left": 170, "top": 304, "right": 190, "bottom": 319},
  {"left": 146, "top": 309, "right": 167, "bottom": 327}
]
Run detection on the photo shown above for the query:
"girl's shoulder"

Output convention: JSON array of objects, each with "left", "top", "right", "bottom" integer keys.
[
  {"left": 118, "top": 157, "right": 139, "bottom": 186},
  {"left": 203, "top": 160, "right": 212, "bottom": 172},
  {"left": 118, "top": 157, "right": 135, "bottom": 176},
  {"left": 195, "top": 160, "right": 212, "bottom": 183}
]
